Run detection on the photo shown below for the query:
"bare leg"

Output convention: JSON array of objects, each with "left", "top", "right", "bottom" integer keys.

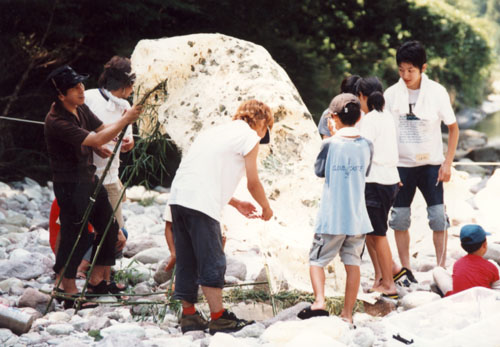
[
  {"left": 309, "top": 265, "right": 326, "bottom": 310},
  {"left": 394, "top": 229, "right": 411, "bottom": 269},
  {"left": 340, "top": 264, "right": 360, "bottom": 324},
  {"left": 365, "top": 235, "right": 382, "bottom": 289},
  {"left": 201, "top": 286, "right": 223, "bottom": 313},
  {"left": 371, "top": 236, "right": 397, "bottom": 294},
  {"left": 88, "top": 265, "right": 107, "bottom": 286},
  {"left": 433, "top": 230, "right": 447, "bottom": 268}
]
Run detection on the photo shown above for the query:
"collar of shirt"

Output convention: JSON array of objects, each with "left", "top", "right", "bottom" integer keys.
[{"left": 336, "top": 126, "right": 360, "bottom": 138}]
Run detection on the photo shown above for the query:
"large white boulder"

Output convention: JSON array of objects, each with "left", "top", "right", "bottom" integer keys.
[{"left": 131, "top": 34, "right": 345, "bottom": 293}]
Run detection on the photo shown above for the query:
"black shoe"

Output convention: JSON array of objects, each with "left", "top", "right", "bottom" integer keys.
[
  {"left": 208, "top": 310, "right": 254, "bottom": 335},
  {"left": 180, "top": 311, "right": 209, "bottom": 333}
]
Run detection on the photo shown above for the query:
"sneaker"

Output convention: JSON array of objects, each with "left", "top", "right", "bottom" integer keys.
[
  {"left": 208, "top": 310, "right": 254, "bottom": 335},
  {"left": 180, "top": 311, "right": 209, "bottom": 333}
]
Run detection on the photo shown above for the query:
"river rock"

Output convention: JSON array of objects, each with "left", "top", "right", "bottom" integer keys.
[
  {"left": 0, "top": 251, "right": 52, "bottom": 280},
  {"left": 153, "top": 258, "right": 174, "bottom": 284},
  {"left": 124, "top": 236, "right": 158, "bottom": 258},
  {"left": 100, "top": 323, "right": 146, "bottom": 338},
  {"left": 4, "top": 213, "right": 29, "bottom": 227},
  {"left": 350, "top": 327, "right": 376, "bottom": 347},
  {"left": 131, "top": 33, "right": 343, "bottom": 292},
  {"left": 401, "top": 291, "right": 441, "bottom": 310},
  {"left": 466, "top": 145, "right": 500, "bottom": 163},
  {"left": 0, "top": 328, "right": 18, "bottom": 346},
  {"left": 133, "top": 247, "right": 169, "bottom": 264},
  {"left": 226, "top": 257, "right": 247, "bottom": 281},
  {"left": 262, "top": 302, "right": 309, "bottom": 328},
  {"left": 262, "top": 316, "right": 350, "bottom": 346},
  {"left": 18, "top": 287, "right": 53, "bottom": 313},
  {"left": 46, "top": 323, "right": 74, "bottom": 335},
  {"left": 0, "top": 278, "right": 24, "bottom": 295},
  {"left": 97, "top": 334, "right": 146, "bottom": 347}
]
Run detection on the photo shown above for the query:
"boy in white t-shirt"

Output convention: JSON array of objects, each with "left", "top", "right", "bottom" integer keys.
[
  {"left": 168, "top": 100, "right": 273, "bottom": 335},
  {"left": 384, "top": 41, "right": 459, "bottom": 277}
]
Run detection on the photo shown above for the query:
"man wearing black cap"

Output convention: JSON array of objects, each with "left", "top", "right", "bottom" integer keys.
[{"left": 44, "top": 65, "right": 141, "bottom": 307}]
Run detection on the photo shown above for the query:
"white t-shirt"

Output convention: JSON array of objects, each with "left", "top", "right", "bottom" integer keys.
[
  {"left": 359, "top": 109, "right": 400, "bottom": 185},
  {"left": 384, "top": 74, "right": 456, "bottom": 167},
  {"left": 168, "top": 120, "right": 260, "bottom": 222},
  {"left": 84, "top": 88, "right": 133, "bottom": 184}
]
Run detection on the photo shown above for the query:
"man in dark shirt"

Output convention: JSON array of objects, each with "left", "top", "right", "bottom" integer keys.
[{"left": 44, "top": 65, "right": 141, "bottom": 307}]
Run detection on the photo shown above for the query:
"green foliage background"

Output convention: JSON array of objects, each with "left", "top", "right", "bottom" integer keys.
[{"left": 0, "top": 0, "right": 498, "bottom": 184}]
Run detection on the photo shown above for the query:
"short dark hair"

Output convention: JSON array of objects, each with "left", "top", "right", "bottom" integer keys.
[
  {"left": 461, "top": 240, "right": 485, "bottom": 254},
  {"left": 340, "top": 75, "right": 361, "bottom": 94},
  {"left": 396, "top": 41, "right": 427, "bottom": 71},
  {"left": 98, "top": 56, "right": 135, "bottom": 91},
  {"left": 337, "top": 102, "right": 360, "bottom": 126}
]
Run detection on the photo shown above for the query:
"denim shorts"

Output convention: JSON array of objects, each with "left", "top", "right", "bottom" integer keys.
[
  {"left": 170, "top": 204, "right": 226, "bottom": 304},
  {"left": 393, "top": 165, "right": 443, "bottom": 208},
  {"left": 390, "top": 165, "right": 449, "bottom": 231}
]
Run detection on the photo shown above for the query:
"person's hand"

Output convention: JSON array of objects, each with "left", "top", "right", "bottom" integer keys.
[
  {"left": 124, "top": 104, "right": 142, "bottom": 124},
  {"left": 93, "top": 145, "right": 112, "bottom": 158},
  {"left": 121, "top": 136, "right": 134, "bottom": 152},
  {"left": 116, "top": 229, "right": 126, "bottom": 251},
  {"left": 261, "top": 206, "right": 273, "bottom": 221},
  {"left": 438, "top": 161, "right": 452, "bottom": 183},
  {"left": 235, "top": 200, "right": 260, "bottom": 219},
  {"left": 165, "top": 254, "right": 176, "bottom": 271}
]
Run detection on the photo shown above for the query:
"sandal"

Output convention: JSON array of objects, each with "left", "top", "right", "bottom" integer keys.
[
  {"left": 297, "top": 306, "right": 330, "bottom": 320},
  {"left": 87, "top": 280, "right": 108, "bottom": 295},
  {"left": 62, "top": 293, "right": 98, "bottom": 309}
]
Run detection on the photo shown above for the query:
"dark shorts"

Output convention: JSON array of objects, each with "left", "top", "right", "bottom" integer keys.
[
  {"left": 393, "top": 165, "right": 443, "bottom": 208},
  {"left": 365, "top": 183, "right": 399, "bottom": 236},
  {"left": 170, "top": 204, "right": 226, "bottom": 304}
]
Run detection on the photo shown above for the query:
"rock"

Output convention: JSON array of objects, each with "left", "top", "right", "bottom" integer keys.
[
  {"left": 133, "top": 246, "right": 169, "bottom": 264},
  {"left": 96, "top": 334, "right": 146, "bottom": 347},
  {"left": 0, "top": 252, "right": 53, "bottom": 280},
  {"left": 4, "top": 213, "right": 29, "bottom": 227},
  {"left": 485, "top": 243, "right": 500, "bottom": 264},
  {"left": 83, "top": 316, "right": 111, "bottom": 331},
  {"left": 261, "top": 316, "right": 350, "bottom": 346},
  {"left": 18, "top": 288, "right": 53, "bottom": 313},
  {"left": 131, "top": 33, "right": 343, "bottom": 292},
  {"left": 100, "top": 323, "right": 146, "bottom": 338},
  {"left": 46, "top": 323, "right": 74, "bottom": 335},
  {"left": 17, "top": 332, "right": 45, "bottom": 345},
  {"left": 19, "top": 307, "right": 43, "bottom": 321},
  {"left": 457, "top": 129, "right": 488, "bottom": 151},
  {"left": 209, "top": 333, "right": 248, "bottom": 347},
  {"left": 401, "top": 291, "right": 441, "bottom": 310},
  {"left": 363, "top": 297, "right": 397, "bottom": 317},
  {"left": 123, "top": 237, "right": 158, "bottom": 257},
  {"left": 47, "top": 311, "right": 72, "bottom": 323},
  {"left": 455, "top": 158, "right": 490, "bottom": 176},
  {"left": 229, "top": 303, "right": 273, "bottom": 322},
  {"left": 225, "top": 257, "right": 247, "bottom": 281},
  {"left": 233, "top": 322, "right": 265, "bottom": 338},
  {"left": 349, "top": 327, "right": 375, "bottom": 347},
  {"left": 0, "top": 278, "right": 24, "bottom": 295},
  {"left": 224, "top": 275, "right": 239, "bottom": 285},
  {"left": 184, "top": 330, "right": 206, "bottom": 340},
  {"left": 263, "top": 302, "right": 309, "bottom": 328},
  {"left": 154, "top": 258, "right": 174, "bottom": 284},
  {"left": 466, "top": 145, "right": 500, "bottom": 164},
  {"left": 0, "top": 328, "right": 18, "bottom": 346}
]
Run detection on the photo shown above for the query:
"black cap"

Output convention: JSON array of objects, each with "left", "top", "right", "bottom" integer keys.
[{"left": 47, "top": 65, "right": 88, "bottom": 94}]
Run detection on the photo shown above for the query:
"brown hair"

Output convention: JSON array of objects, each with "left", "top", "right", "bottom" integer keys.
[
  {"left": 232, "top": 99, "right": 274, "bottom": 129},
  {"left": 98, "top": 56, "right": 135, "bottom": 91}
]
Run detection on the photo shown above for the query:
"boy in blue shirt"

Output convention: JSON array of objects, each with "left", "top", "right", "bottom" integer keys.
[{"left": 299, "top": 93, "right": 373, "bottom": 324}]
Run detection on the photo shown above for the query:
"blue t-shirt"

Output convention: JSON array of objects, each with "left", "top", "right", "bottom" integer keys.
[{"left": 314, "top": 133, "right": 373, "bottom": 235}]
